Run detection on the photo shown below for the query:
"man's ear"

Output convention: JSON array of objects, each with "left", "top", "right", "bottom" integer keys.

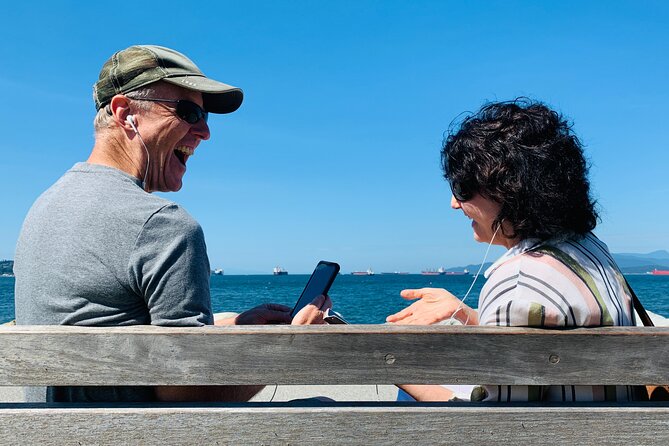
[{"left": 109, "top": 95, "right": 134, "bottom": 132}]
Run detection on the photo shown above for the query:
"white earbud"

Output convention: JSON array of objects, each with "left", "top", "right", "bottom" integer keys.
[{"left": 127, "top": 115, "right": 138, "bottom": 133}]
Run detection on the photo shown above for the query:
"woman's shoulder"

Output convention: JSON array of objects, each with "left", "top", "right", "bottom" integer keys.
[
  {"left": 491, "top": 233, "right": 610, "bottom": 280},
  {"left": 480, "top": 234, "right": 618, "bottom": 327},
  {"left": 489, "top": 237, "right": 599, "bottom": 298}
]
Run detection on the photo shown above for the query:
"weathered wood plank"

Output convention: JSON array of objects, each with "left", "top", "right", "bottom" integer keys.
[
  {"left": 0, "top": 403, "right": 667, "bottom": 445},
  {"left": 0, "top": 326, "right": 667, "bottom": 386}
]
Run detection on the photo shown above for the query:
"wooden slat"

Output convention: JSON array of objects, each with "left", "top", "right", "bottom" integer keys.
[
  {"left": 1, "top": 325, "right": 667, "bottom": 386},
  {"left": 0, "top": 402, "right": 667, "bottom": 445}
]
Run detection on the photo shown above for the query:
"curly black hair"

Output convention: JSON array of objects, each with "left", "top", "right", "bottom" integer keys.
[{"left": 441, "top": 98, "right": 598, "bottom": 242}]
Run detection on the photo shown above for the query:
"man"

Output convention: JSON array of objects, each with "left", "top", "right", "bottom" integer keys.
[{"left": 14, "top": 45, "right": 329, "bottom": 403}]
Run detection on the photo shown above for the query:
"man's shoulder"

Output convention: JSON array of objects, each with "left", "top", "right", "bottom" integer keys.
[
  {"left": 23, "top": 162, "right": 199, "bottom": 241},
  {"left": 36, "top": 162, "right": 145, "bottom": 202},
  {"left": 144, "top": 202, "right": 201, "bottom": 232},
  {"left": 45, "top": 162, "right": 187, "bottom": 215}
]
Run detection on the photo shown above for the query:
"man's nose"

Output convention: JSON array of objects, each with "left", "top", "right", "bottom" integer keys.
[
  {"left": 191, "top": 119, "right": 210, "bottom": 140},
  {"left": 450, "top": 194, "right": 461, "bottom": 209}
]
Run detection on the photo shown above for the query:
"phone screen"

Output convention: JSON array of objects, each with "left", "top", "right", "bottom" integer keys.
[{"left": 290, "top": 261, "right": 340, "bottom": 317}]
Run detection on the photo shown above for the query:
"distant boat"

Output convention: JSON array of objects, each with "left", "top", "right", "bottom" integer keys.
[
  {"left": 273, "top": 266, "right": 288, "bottom": 276},
  {"left": 421, "top": 267, "right": 446, "bottom": 276},
  {"left": 380, "top": 271, "right": 410, "bottom": 275},
  {"left": 444, "top": 269, "right": 470, "bottom": 276},
  {"left": 650, "top": 269, "right": 669, "bottom": 276},
  {"left": 351, "top": 268, "right": 375, "bottom": 276},
  {"left": 212, "top": 268, "right": 224, "bottom": 276},
  {"left": 421, "top": 267, "right": 470, "bottom": 276}
]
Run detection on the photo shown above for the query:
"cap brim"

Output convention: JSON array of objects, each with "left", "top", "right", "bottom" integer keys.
[{"left": 163, "top": 76, "right": 243, "bottom": 114}]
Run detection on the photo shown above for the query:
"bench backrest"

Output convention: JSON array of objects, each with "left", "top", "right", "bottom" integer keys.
[
  {"left": 1, "top": 325, "right": 668, "bottom": 445},
  {"left": 1, "top": 325, "right": 668, "bottom": 386}
]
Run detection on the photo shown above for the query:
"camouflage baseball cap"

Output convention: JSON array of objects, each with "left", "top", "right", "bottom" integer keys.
[{"left": 93, "top": 45, "right": 243, "bottom": 114}]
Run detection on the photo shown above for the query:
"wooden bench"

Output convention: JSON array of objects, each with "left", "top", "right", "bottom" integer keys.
[{"left": 0, "top": 324, "right": 667, "bottom": 445}]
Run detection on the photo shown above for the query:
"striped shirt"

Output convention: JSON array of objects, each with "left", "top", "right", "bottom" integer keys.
[{"left": 475, "top": 232, "right": 637, "bottom": 402}]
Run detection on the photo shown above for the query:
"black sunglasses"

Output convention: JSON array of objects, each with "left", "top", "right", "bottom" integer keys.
[
  {"left": 131, "top": 98, "right": 208, "bottom": 124},
  {"left": 449, "top": 179, "right": 475, "bottom": 202}
]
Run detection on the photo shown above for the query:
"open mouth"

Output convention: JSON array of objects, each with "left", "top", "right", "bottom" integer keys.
[
  {"left": 174, "top": 146, "right": 194, "bottom": 166},
  {"left": 174, "top": 150, "right": 186, "bottom": 165}
]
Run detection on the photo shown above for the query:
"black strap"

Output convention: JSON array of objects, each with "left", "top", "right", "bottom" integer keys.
[{"left": 624, "top": 277, "right": 654, "bottom": 327}]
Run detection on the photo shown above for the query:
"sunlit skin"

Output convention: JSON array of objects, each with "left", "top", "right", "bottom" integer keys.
[
  {"left": 88, "top": 82, "right": 210, "bottom": 193},
  {"left": 127, "top": 84, "right": 210, "bottom": 193},
  {"left": 450, "top": 194, "right": 517, "bottom": 249},
  {"left": 214, "top": 294, "right": 332, "bottom": 326}
]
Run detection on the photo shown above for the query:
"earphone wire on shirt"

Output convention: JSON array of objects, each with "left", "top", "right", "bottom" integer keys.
[
  {"left": 126, "top": 115, "right": 151, "bottom": 190},
  {"left": 447, "top": 224, "right": 501, "bottom": 325}
]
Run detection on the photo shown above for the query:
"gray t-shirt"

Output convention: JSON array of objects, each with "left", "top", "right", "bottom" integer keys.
[{"left": 14, "top": 162, "right": 213, "bottom": 401}]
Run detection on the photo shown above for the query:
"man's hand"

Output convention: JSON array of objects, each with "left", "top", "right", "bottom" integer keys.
[
  {"left": 385, "top": 287, "right": 478, "bottom": 325},
  {"left": 234, "top": 303, "right": 292, "bottom": 325},
  {"left": 213, "top": 295, "right": 332, "bottom": 326},
  {"left": 291, "top": 294, "right": 332, "bottom": 325}
]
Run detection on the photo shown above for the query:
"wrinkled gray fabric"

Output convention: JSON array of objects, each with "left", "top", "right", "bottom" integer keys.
[{"left": 14, "top": 163, "right": 213, "bottom": 402}]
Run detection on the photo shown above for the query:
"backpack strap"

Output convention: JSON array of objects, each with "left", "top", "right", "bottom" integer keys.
[
  {"left": 532, "top": 245, "right": 614, "bottom": 326},
  {"left": 622, "top": 276, "right": 654, "bottom": 327}
]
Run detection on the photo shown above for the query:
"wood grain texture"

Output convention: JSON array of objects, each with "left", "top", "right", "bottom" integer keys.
[
  {"left": 0, "top": 325, "right": 667, "bottom": 386},
  {"left": 0, "top": 403, "right": 667, "bottom": 445}
]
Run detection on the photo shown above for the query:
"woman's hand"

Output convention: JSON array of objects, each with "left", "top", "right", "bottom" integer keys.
[{"left": 386, "top": 287, "right": 478, "bottom": 325}]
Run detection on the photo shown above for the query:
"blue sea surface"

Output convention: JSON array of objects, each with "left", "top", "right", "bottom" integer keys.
[
  {"left": 1, "top": 274, "right": 668, "bottom": 324},
  {"left": 209, "top": 274, "right": 488, "bottom": 324},
  {"left": 0, "top": 278, "right": 15, "bottom": 323}
]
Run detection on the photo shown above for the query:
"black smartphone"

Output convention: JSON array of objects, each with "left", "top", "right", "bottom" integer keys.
[{"left": 290, "top": 261, "right": 340, "bottom": 318}]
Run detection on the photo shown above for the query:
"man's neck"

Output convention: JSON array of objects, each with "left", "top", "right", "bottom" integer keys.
[{"left": 89, "top": 134, "right": 144, "bottom": 183}]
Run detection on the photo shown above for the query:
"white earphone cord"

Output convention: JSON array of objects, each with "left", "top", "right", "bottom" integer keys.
[
  {"left": 127, "top": 116, "right": 151, "bottom": 190},
  {"left": 447, "top": 223, "right": 501, "bottom": 325}
]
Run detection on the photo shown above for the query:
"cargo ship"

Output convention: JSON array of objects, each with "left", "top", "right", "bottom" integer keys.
[
  {"left": 351, "top": 268, "right": 375, "bottom": 276},
  {"left": 650, "top": 269, "right": 669, "bottom": 276},
  {"left": 444, "top": 269, "right": 470, "bottom": 276},
  {"left": 273, "top": 266, "right": 288, "bottom": 276},
  {"left": 421, "top": 268, "right": 470, "bottom": 276},
  {"left": 421, "top": 267, "right": 445, "bottom": 276}
]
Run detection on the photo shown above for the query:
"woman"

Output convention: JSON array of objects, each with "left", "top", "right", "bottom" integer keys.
[{"left": 388, "top": 99, "right": 637, "bottom": 402}]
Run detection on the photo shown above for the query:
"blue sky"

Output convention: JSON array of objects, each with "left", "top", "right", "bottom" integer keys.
[{"left": 1, "top": 1, "right": 667, "bottom": 274}]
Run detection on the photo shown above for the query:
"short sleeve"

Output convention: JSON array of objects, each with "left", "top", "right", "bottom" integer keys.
[{"left": 128, "top": 204, "right": 213, "bottom": 326}]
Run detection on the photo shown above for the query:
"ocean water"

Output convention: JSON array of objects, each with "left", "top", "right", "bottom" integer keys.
[{"left": 1, "top": 274, "right": 668, "bottom": 324}]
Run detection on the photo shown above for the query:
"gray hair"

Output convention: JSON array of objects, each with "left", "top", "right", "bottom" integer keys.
[{"left": 93, "top": 85, "right": 158, "bottom": 133}]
